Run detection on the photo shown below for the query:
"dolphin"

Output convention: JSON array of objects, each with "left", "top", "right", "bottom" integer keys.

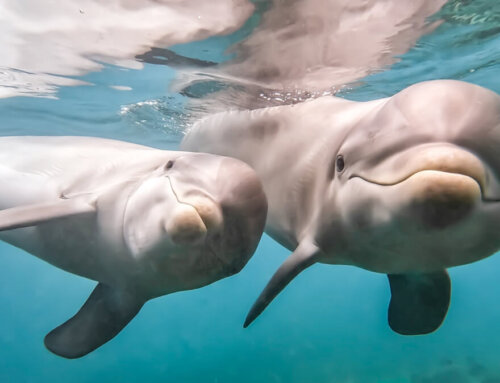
[
  {"left": 182, "top": 79, "right": 500, "bottom": 335},
  {"left": 0, "top": 136, "right": 267, "bottom": 358}
]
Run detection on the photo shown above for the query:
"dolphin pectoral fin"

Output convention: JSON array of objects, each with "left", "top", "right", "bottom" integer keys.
[
  {"left": 44, "top": 283, "right": 145, "bottom": 359},
  {"left": 387, "top": 270, "right": 451, "bottom": 335},
  {"left": 244, "top": 240, "right": 320, "bottom": 328},
  {"left": 0, "top": 199, "right": 96, "bottom": 231}
]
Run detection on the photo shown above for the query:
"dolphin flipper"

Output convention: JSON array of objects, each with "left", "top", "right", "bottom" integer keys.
[
  {"left": 387, "top": 271, "right": 451, "bottom": 335},
  {"left": 44, "top": 283, "right": 144, "bottom": 359},
  {"left": 244, "top": 240, "right": 320, "bottom": 328},
  {"left": 0, "top": 199, "right": 96, "bottom": 231}
]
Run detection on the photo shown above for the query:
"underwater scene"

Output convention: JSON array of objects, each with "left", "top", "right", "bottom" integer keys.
[{"left": 1, "top": 0, "right": 500, "bottom": 382}]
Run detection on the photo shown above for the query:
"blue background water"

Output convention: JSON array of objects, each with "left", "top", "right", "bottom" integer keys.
[{"left": 1, "top": 2, "right": 500, "bottom": 382}]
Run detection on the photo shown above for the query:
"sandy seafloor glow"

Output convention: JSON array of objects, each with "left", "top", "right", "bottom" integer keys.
[{"left": 1, "top": 1, "right": 500, "bottom": 382}]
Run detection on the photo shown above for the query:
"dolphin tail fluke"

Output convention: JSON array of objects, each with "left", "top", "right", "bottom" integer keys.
[
  {"left": 44, "top": 283, "right": 145, "bottom": 359},
  {"left": 387, "top": 270, "right": 451, "bottom": 335},
  {"left": 244, "top": 240, "right": 320, "bottom": 328}
]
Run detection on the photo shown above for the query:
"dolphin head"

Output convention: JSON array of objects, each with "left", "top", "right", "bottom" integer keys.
[
  {"left": 123, "top": 152, "right": 267, "bottom": 291},
  {"left": 316, "top": 80, "right": 500, "bottom": 272}
]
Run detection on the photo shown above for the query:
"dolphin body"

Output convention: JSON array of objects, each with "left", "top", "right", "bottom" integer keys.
[
  {"left": 182, "top": 80, "right": 500, "bottom": 335},
  {"left": 0, "top": 136, "right": 267, "bottom": 358}
]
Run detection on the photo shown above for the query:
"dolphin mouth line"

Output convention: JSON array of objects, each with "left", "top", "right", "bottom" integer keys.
[
  {"left": 349, "top": 170, "right": 500, "bottom": 203},
  {"left": 165, "top": 176, "right": 207, "bottom": 220}
]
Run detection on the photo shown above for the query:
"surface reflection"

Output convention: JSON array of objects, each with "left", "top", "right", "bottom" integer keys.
[
  {"left": 0, "top": 0, "right": 254, "bottom": 98},
  {"left": 224, "top": 0, "right": 447, "bottom": 91}
]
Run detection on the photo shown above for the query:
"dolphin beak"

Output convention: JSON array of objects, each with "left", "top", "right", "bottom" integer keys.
[
  {"left": 353, "top": 145, "right": 496, "bottom": 199},
  {"left": 411, "top": 146, "right": 488, "bottom": 195},
  {"left": 188, "top": 196, "right": 223, "bottom": 232},
  {"left": 350, "top": 145, "right": 500, "bottom": 230},
  {"left": 164, "top": 204, "right": 208, "bottom": 246}
]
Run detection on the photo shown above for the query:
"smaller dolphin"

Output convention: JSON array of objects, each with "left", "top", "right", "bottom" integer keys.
[
  {"left": 0, "top": 136, "right": 267, "bottom": 358},
  {"left": 182, "top": 80, "right": 500, "bottom": 335}
]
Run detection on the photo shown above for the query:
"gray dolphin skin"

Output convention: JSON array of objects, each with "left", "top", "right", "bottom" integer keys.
[
  {"left": 182, "top": 80, "right": 500, "bottom": 335},
  {"left": 0, "top": 136, "right": 267, "bottom": 358}
]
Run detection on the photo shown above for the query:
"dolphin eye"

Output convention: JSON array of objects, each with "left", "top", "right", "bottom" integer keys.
[
  {"left": 165, "top": 160, "right": 174, "bottom": 170},
  {"left": 336, "top": 155, "right": 345, "bottom": 172}
]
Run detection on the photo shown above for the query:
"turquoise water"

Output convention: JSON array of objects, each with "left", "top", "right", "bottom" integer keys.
[{"left": 1, "top": 1, "right": 500, "bottom": 382}]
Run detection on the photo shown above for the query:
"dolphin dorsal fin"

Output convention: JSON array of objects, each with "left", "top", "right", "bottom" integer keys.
[
  {"left": 244, "top": 240, "right": 321, "bottom": 328},
  {"left": 0, "top": 198, "right": 96, "bottom": 231},
  {"left": 44, "top": 283, "right": 145, "bottom": 359}
]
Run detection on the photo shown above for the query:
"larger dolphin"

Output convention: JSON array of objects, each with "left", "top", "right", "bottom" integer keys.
[
  {"left": 0, "top": 136, "right": 267, "bottom": 358},
  {"left": 182, "top": 80, "right": 500, "bottom": 335}
]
